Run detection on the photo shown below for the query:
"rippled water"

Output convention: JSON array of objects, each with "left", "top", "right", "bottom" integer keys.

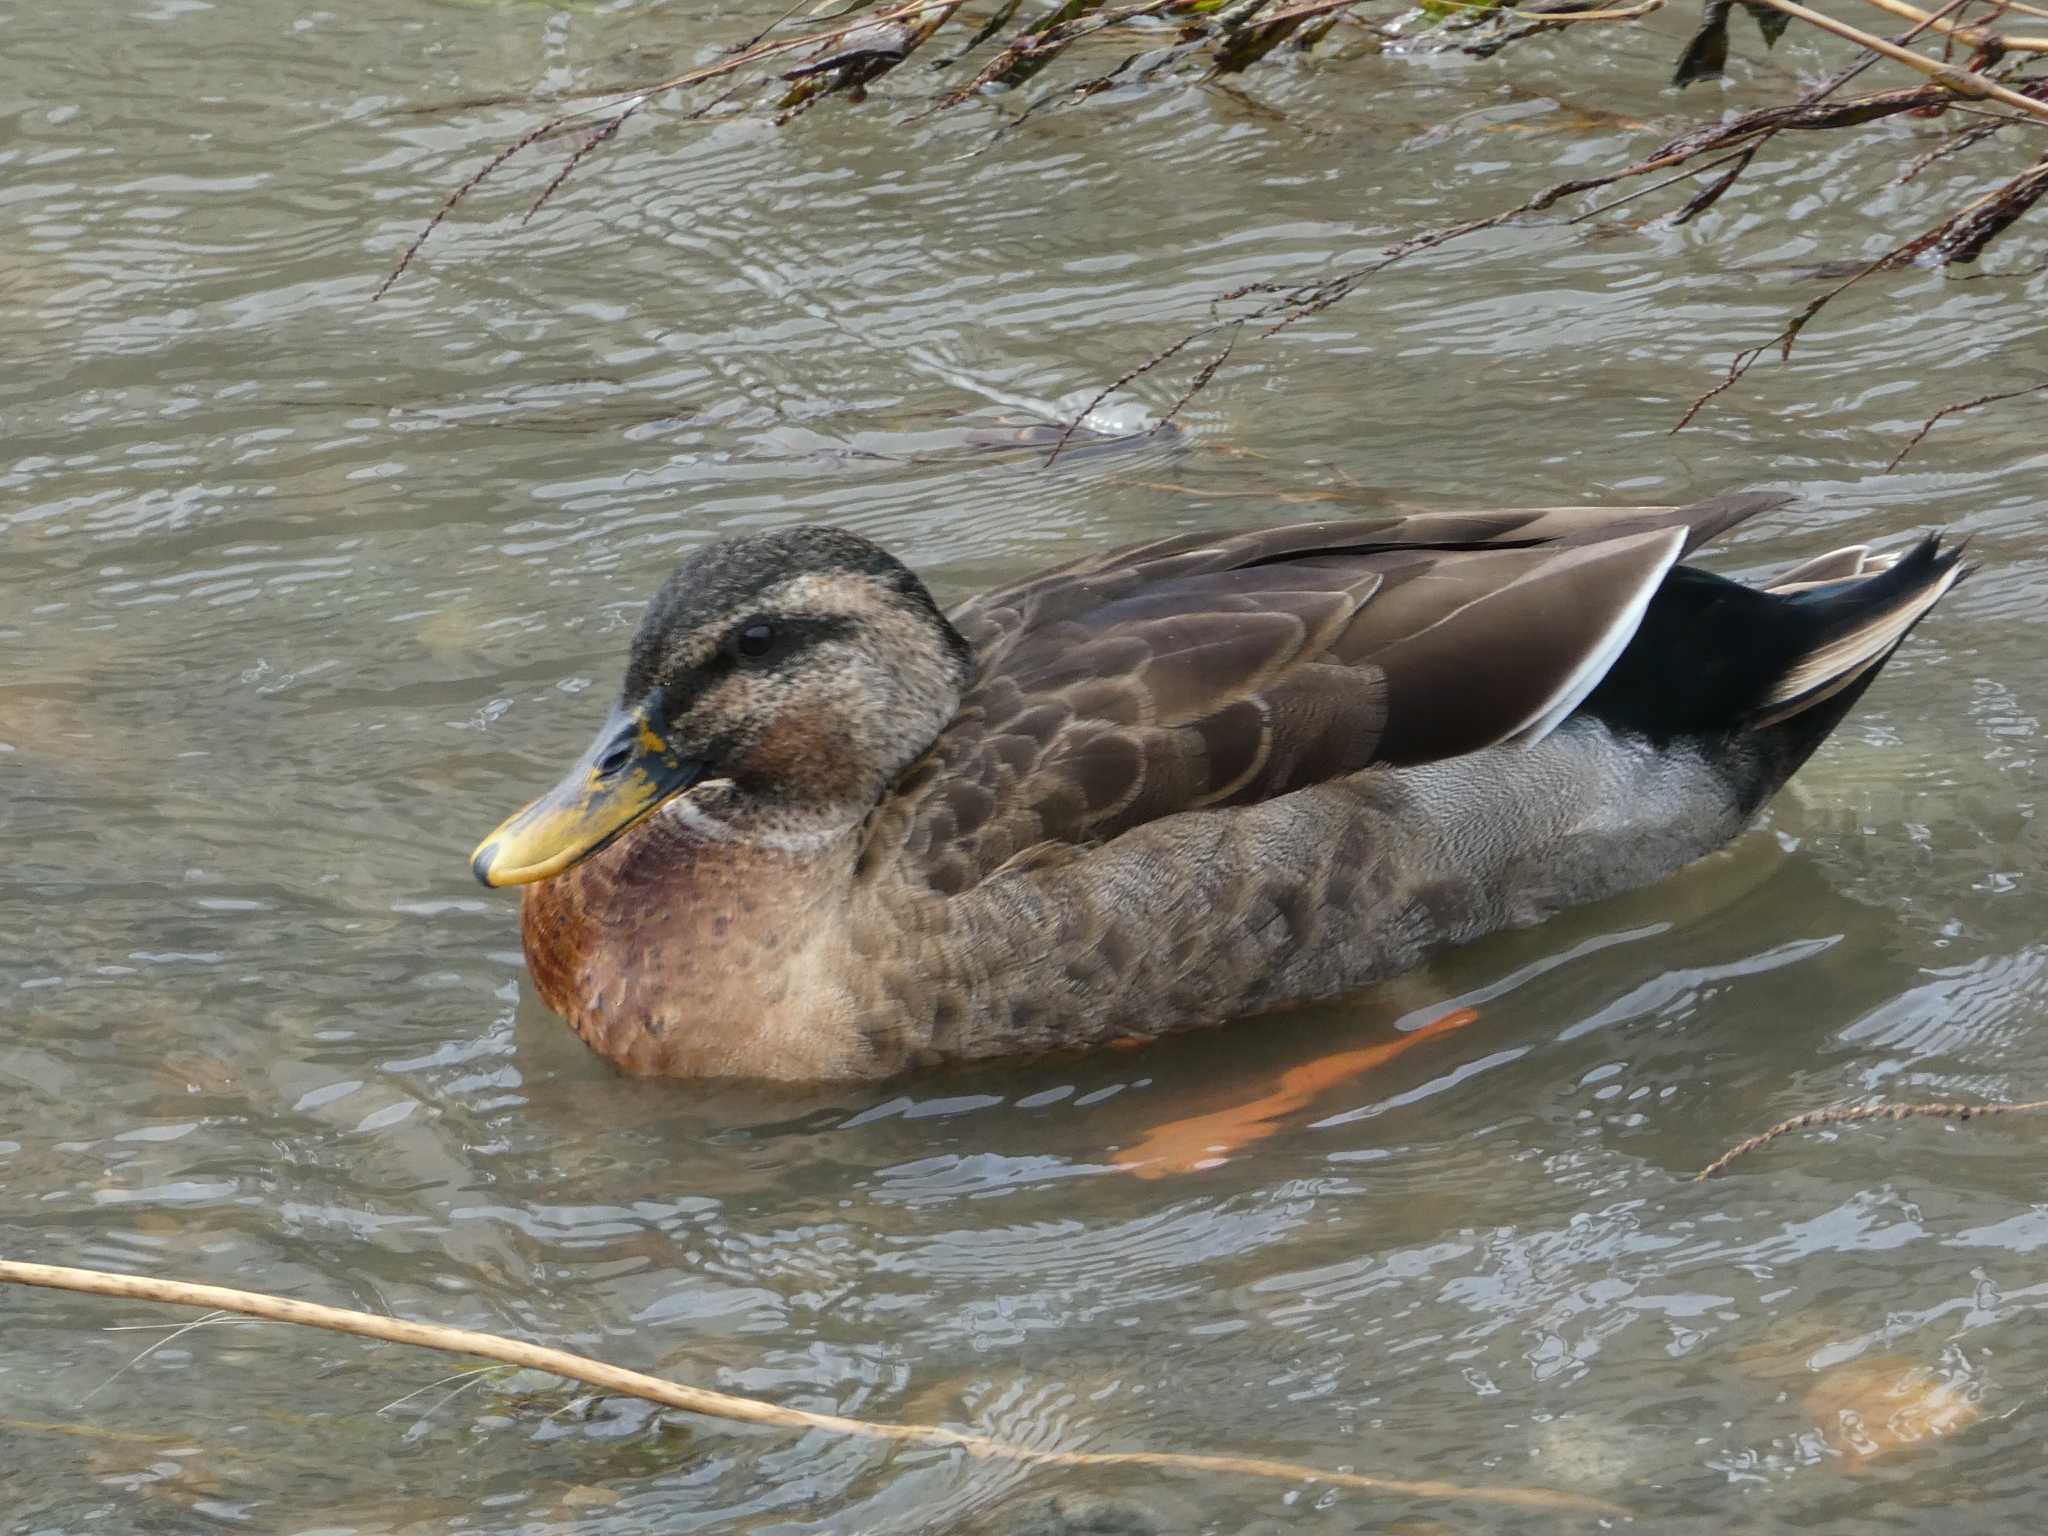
[{"left": 7, "top": 1, "right": 2048, "bottom": 1530}]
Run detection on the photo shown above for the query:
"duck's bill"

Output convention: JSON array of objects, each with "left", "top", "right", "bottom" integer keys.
[{"left": 470, "top": 697, "right": 704, "bottom": 887}]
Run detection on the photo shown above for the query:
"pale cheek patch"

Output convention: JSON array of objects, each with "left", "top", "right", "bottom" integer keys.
[{"left": 658, "top": 784, "right": 861, "bottom": 853}]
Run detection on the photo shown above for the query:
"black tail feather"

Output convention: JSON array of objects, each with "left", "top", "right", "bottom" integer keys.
[{"left": 1582, "top": 533, "right": 1965, "bottom": 765}]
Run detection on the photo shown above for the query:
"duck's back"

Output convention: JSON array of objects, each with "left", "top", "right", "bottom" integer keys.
[{"left": 869, "top": 492, "right": 1959, "bottom": 905}]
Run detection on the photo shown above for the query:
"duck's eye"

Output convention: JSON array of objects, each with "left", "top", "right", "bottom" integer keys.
[{"left": 730, "top": 620, "right": 777, "bottom": 661}]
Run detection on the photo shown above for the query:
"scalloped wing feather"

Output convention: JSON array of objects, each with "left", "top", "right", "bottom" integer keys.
[{"left": 879, "top": 493, "right": 1790, "bottom": 893}]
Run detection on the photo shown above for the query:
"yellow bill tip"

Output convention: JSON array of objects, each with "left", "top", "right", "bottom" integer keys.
[
  {"left": 469, "top": 801, "right": 595, "bottom": 887},
  {"left": 469, "top": 697, "right": 705, "bottom": 890}
]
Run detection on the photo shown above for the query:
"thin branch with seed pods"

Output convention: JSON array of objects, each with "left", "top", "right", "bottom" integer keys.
[
  {"left": 1674, "top": 147, "right": 2048, "bottom": 431},
  {"left": 1698, "top": 1097, "right": 2048, "bottom": 1178},
  {"left": 1887, "top": 380, "right": 2048, "bottom": 466},
  {"left": 1049, "top": 0, "right": 2048, "bottom": 454},
  {"left": 372, "top": 0, "right": 2048, "bottom": 457},
  {"left": 373, "top": 0, "right": 964, "bottom": 297}
]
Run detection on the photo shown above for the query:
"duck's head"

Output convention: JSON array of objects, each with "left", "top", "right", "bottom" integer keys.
[{"left": 470, "top": 526, "right": 972, "bottom": 887}]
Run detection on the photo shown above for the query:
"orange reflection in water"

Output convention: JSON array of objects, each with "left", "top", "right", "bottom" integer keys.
[{"left": 1114, "top": 1007, "right": 1482, "bottom": 1178}]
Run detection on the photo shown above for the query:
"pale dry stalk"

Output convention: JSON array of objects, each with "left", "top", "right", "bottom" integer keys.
[{"left": 0, "top": 1259, "right": 1625, "bottom": 1518}]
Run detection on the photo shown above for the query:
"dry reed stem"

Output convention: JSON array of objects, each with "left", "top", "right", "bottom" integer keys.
[
  {"left": 1698, "top": 1097, "right": 2048, "bottom": 1179},
  {"left": 1750, "top": 0, "right": 2048, "bottom": 116},
  {"left": 0, "top": 1259, "right": 1627, "bottom": 1518},
  {"left": 1521, "top": 0, "right": 1666, "bottom": 23},
  {"left": 1854, "top": 0, "right": 2048, "bottom": 52}
]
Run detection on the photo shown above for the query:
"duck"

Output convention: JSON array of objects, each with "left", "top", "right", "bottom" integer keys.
[{"left": 470, "top": 492, "right": 1964, "bottom": 1081}]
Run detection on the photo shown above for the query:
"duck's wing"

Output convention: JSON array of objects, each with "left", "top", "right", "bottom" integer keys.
[
  {"left": 946, "top": 492, "right": 1783, "bottom": 669},
  {"left": 884, "top": 493, "right": 1791, "bottom": 894}
]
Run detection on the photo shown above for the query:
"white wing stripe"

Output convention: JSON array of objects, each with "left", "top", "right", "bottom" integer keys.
[{"left": 1510, "top": 526, "right": 1687, "bottom": 747}]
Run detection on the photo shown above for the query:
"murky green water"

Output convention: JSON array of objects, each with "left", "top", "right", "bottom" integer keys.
[{"left": 7, "top": 2, "right": 2048, "bottom": 1530}]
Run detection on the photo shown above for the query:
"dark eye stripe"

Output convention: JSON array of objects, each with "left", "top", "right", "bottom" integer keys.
[
  {"left": 653, "top": 614, "right": 858, "bottom": 720},
  {"left": 740, "top": 613, "right": 855, "bottom": 662},
  {"left": 790, "top": 615, "right": 855, "bottom": 645}
]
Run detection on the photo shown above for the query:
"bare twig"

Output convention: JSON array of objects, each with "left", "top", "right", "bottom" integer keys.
[
  {"left": 1045, "top": 320, "right": 1241, "bottom": 466},
  {"left": 0, "top": 1259, "right": 1625, "bottom": 1517},
  {"left": 1157, "top": 329, "right": 1242, "bottom": 432},
  {"left": 1897, "top": 117, "right": 2011, "bottom": 183},
  {"left": 375, "top": 0, "right": 962, "bottom": 296},
  {"left": 960, "top": 47, "right": 1159, "bottom": 160},
  {"left": 1661, "top": 0, "right": 2048, "bottom": 429},
  {"left": 928, "top": 0, "right": 1190, "bottom": 114},
  {"left": 1671, "top": 243, "right": 1913, "bottom": 431},
  {"left": 1068, "top": 0, "right": 1996, "bottom": 441},
  {"left": 1890, "top": 152, "right": 2048, "bottom": 262},
  {"left": 1699, "top": 1097, "right": 2048, "bottom": 1178},
  {"left": 1675, "top": 140, "right": 2048, "bottom": 427},
  {"left": 1566, "top": 144, "right": 1759, "bottom": 224},
  {"left": 524, "top": 108, "right": 638, "bottom": 226},
  {"left": 371, "top": 114, "right": 575, "bottom": 300},
  {"left": 1888, "top": 381, "right": 2048, "bottom": 467}
]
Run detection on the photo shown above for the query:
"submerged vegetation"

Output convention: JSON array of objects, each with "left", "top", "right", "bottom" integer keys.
[{"left": 381, "top": 0, "right": 2048, "bottom": 458}]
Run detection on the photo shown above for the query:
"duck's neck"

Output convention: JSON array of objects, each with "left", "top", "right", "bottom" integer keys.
[{"left": 519, "top": 795, "right": 885, "bottom": 1079}]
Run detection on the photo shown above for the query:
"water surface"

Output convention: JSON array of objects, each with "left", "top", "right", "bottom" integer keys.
[{"left": 6, "top": 2, "right": 2048, "bottom": 1530}]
